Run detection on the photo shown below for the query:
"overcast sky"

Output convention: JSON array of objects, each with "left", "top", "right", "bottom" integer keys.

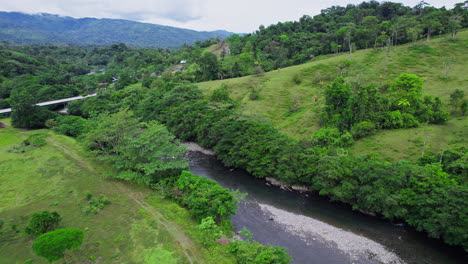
[{"left": 0, "top": 0, "right": 462, "bottom": 32}]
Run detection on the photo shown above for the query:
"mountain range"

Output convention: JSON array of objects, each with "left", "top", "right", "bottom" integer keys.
[{"left": 0, "top": 11, "right": 233, "bottom": 48}]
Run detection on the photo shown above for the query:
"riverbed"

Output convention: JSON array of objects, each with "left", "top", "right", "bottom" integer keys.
[{"left": 186, "top": 149, "right": 466, "bottom": 264}]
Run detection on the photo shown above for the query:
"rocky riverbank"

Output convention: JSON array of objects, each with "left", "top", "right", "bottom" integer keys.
[{"left": 259, "top": 203, "right": 405, "bottom": 264}]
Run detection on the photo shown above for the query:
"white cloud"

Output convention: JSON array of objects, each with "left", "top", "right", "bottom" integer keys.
[{"left": 0, "top": 0, "right": 462, "bottom": 32}]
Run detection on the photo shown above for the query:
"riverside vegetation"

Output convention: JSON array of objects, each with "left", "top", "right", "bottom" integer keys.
[{"left": 0, "top": 1, "right": 467, "bottom": 262}]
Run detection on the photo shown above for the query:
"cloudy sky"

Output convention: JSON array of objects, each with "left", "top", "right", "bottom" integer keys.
[{"left": 0, "top": 0, "right": 461, "bottom": 32}]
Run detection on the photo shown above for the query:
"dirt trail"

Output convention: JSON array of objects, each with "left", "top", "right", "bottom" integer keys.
[{"left": 48, "top": 137, "right": 199, "bottom": 264}]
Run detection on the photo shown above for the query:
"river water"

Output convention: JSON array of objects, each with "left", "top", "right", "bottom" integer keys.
[{"left": 187, "top": 150, "right": 466, "bottom": 264}]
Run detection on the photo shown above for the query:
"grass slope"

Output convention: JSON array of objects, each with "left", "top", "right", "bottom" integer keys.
[
  {"left": 0, "top": 119, "right": 234, "bottom": 264},
  {"left": 198, "top": 31, "right": 468, "bottom": 161}
]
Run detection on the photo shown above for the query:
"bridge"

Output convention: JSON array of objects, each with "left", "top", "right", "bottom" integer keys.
[{"left": 0, "top": 93, "right": 97, "bottom": 114}]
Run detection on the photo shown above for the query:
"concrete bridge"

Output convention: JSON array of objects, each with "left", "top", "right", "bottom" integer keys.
[{"left": 0, "top": 93, "right": 97, "bottom": 114}]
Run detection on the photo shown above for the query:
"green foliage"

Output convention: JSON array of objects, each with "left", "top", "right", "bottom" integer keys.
[
  {"left": 24, "top": 133, "right": 48, "bottom": 147},
  {"left": 449, "top": 89, "right": 466, "bottom": 115},
  {"left": 32, "top": 228, "right": 83, "bottom": 263},
  {"left": 350, "top": 121, "right": 376, "bottom": 139},
  {"left": 82, "top": 193, "right": 110, "bottom": 215},
  {"left": 418, "top": 146, "right": 467, "bottom": 177},
  {"left": 322, "top": 75, "right": 448, "bottom": 133},
  {"left": 175, "top": 171, "right": 237, "bottom": 221},
  {"left": 211, "top": 84, "right": 230, "bottom": 102},
  {"left": 228, "top": 238, "right": 292, "bottom": 264},
  {"left": 10, "top": 77, "right": 56, "bottom": 129},
  {"left": 51, "top": 115, "right": 90, "bottom": 137},
  {"left": 196, "top": 216, "right": 221, "bottom": 246},
  {"left": 25, "top": 211, "right": 61, "bottom": 237},
  {"left": 310, "top": 127, "right": 354, "bottom": 147},
  {"left": 83, "top": 109, "right": 188, "bottom": 185}
]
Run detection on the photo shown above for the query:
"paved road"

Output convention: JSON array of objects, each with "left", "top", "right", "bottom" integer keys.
[{"left": 0, "top": 93, "right": 97, "bottom": 114}]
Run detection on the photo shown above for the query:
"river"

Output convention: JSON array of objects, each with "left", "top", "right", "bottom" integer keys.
[{"left": 186, "top": 150, "right": 466, "bottom": 264}]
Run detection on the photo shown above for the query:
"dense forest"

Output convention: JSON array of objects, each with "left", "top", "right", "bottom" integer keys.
[{"left": 0, "top": 1, "right": 467, "bottom": 261}]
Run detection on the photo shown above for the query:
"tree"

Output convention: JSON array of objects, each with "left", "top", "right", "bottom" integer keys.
[
  {"left": 32, "top": 228, "right": 83, "bottom": 263},
  {"left": 448, "top": 15, "right": 463, "bottom": 39},
  {"left": 10, "top": 76, "right": 55, "bottom": 129},
  {"left": 198, "top": 52, "right": 219, "bottom": 81},
  {"left": 25, "top": 211, "right": 62, "bottom": 237},
  {"left": 449, "top": 89, "right": 466, "bottom": 115},
  {"left": 423, "top": 11, "right": 443, "bottom": 41},
  {"left": 389, "top": 73, "right": 423, "bottom": 107},
  {"left": 83, "top": 110, "right": 188, "bottom": 185}
]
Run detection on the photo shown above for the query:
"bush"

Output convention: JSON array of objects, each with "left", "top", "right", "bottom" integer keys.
[
  {"left": 175, "top": 171, "right": 237, "bottom": 221},
  {"left": 54, "top": 115, "right": 90, "bottom": 137},
  {"left": 350, "top": 121, "right": 376, "bottom": 139},
  {"left": 25, "top": 211, "right": 61, "bottom": 237},
  {"left": 32, "top": 228, "right": 83, "bottom": 263},
  {"left": 311, "top": 127, "right": 354, "bottom": 147},
  {"left": 292, "top": 73, "right": 302, "bottom": 84},
  {"left": 401, "top": 113, "right": 420, "bottom": 128},
  {"left": 24, "top": 133, "right": 48, "bottom": 147},
  {"left": 211, "top": 84, "right": 230, "bottom": 102},
  {"left": 228, "top": 239, "right": 292, "bottom": 264}
]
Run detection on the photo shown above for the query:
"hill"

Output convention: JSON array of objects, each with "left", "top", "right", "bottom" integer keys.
[
  {"left": 0, "top": 12, "right": 233, "bottom": 48},
  {"left": 198, "top": 30, "right": 468, "bottom": 162}
]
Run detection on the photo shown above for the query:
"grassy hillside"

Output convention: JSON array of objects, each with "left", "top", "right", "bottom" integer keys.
[
  {"left": 198, "top": 30, "right": 468, "bottom": 161},
  {"left": 0, "top": 119, "right": 234, "bottom": 263}
]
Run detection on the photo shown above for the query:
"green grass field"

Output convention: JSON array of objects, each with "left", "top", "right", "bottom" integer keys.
[
  {"left": 0, "top": 119, "right": 235, "bottom": 264},
  {"left": 198, "top": 31, "right": 468, "bottom": 161}
]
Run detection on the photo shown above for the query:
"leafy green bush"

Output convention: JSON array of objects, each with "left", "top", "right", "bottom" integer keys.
[
  {"left": 350, "top": 121, "right": 376, "bottom": 139},
  {"left": 24, "top": 133, "right": 48, "bottom": 147},
  {"left": 211, "top": 84, "right": 230, "bottom": 102},
  {"left": 228, "top": 238, "right": 291, "bottom": 264},
  {"left": 311, "top": 127, "right": 354, "bottom": 147},
  {"left": 32, "top": 228, "right": 83, "bottom": 263},
  {"left": 25, "top": 211, "right": 61, "bottom": 237},
  {"left": 175, "top": 171, "right": 237, "bottom": 221},
  {"left": 53, "top": 115, "right": 90, "bottom": 137}
]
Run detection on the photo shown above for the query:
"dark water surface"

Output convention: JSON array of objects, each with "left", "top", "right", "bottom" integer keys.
[{"left": 187, "top": 151, "right": 466, "bottom": 264}]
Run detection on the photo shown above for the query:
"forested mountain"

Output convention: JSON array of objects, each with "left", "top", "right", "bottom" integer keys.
[{"left": 0, "top": 12, "right": 233, "bottom": 48}]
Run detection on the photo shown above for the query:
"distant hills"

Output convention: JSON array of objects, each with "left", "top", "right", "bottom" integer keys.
[{"left": 0, "top": 11, "right": 233, "bottom": 48}]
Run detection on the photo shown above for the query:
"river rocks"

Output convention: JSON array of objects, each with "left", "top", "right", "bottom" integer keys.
[
  {"left": 265, "top": 177, "right": 311, "bottom": 193},
  {"left": 183, "top": 142, "right": 216, "bottom": 155},
  {"left": 259, "top": 203, "right": 405, "bottom": 264},
  {"left": 216, "top": 237, "right": 230, "bottom": 245}
]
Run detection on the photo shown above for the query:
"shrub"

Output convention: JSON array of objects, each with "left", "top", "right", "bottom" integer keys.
[
  {"left": 32, "top": 228, "right": 83, "bottom": 263},
  {"left": 350, "top": 121, "right": 376, "bottom": 139},
  {"left": 211, "top": 84, "right": 230, "bottom": 102},
  {"left": 54, "top": 115, "right": 90, "bottom": 137},
  {"left": 292, "top": 73, "right": 302, "bottom": 84},
  {"left": 24, "top": 133, "right": 48, "bottom": 147},
  {"left": 82, "top": 193, "right": 110, "bottom": 215},
  {"left": 175, "top": 171, "right": 237, "bottom": 221},
  {"left": 311, "top": 127, "right": 354, "bottom": 147},
  {"left": 25, "top": 211, "right": 61, "bottom": 237}
]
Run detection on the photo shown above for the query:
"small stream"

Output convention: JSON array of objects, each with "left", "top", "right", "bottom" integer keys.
[{"left": 187, "top": 150, "right": 466, "bottom": 264}]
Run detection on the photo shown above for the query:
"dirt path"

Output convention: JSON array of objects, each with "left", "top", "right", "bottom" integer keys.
[
  {"left": 114, "top": 184, "right": 198, "bottom": 264},
  {"left": 48, "top": 137, "right": 199, "bottom": 264}
]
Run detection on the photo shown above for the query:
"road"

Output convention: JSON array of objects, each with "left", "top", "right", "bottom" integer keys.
[{"left": 0, "top": 93, "right": 97, "bottom": 114}]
